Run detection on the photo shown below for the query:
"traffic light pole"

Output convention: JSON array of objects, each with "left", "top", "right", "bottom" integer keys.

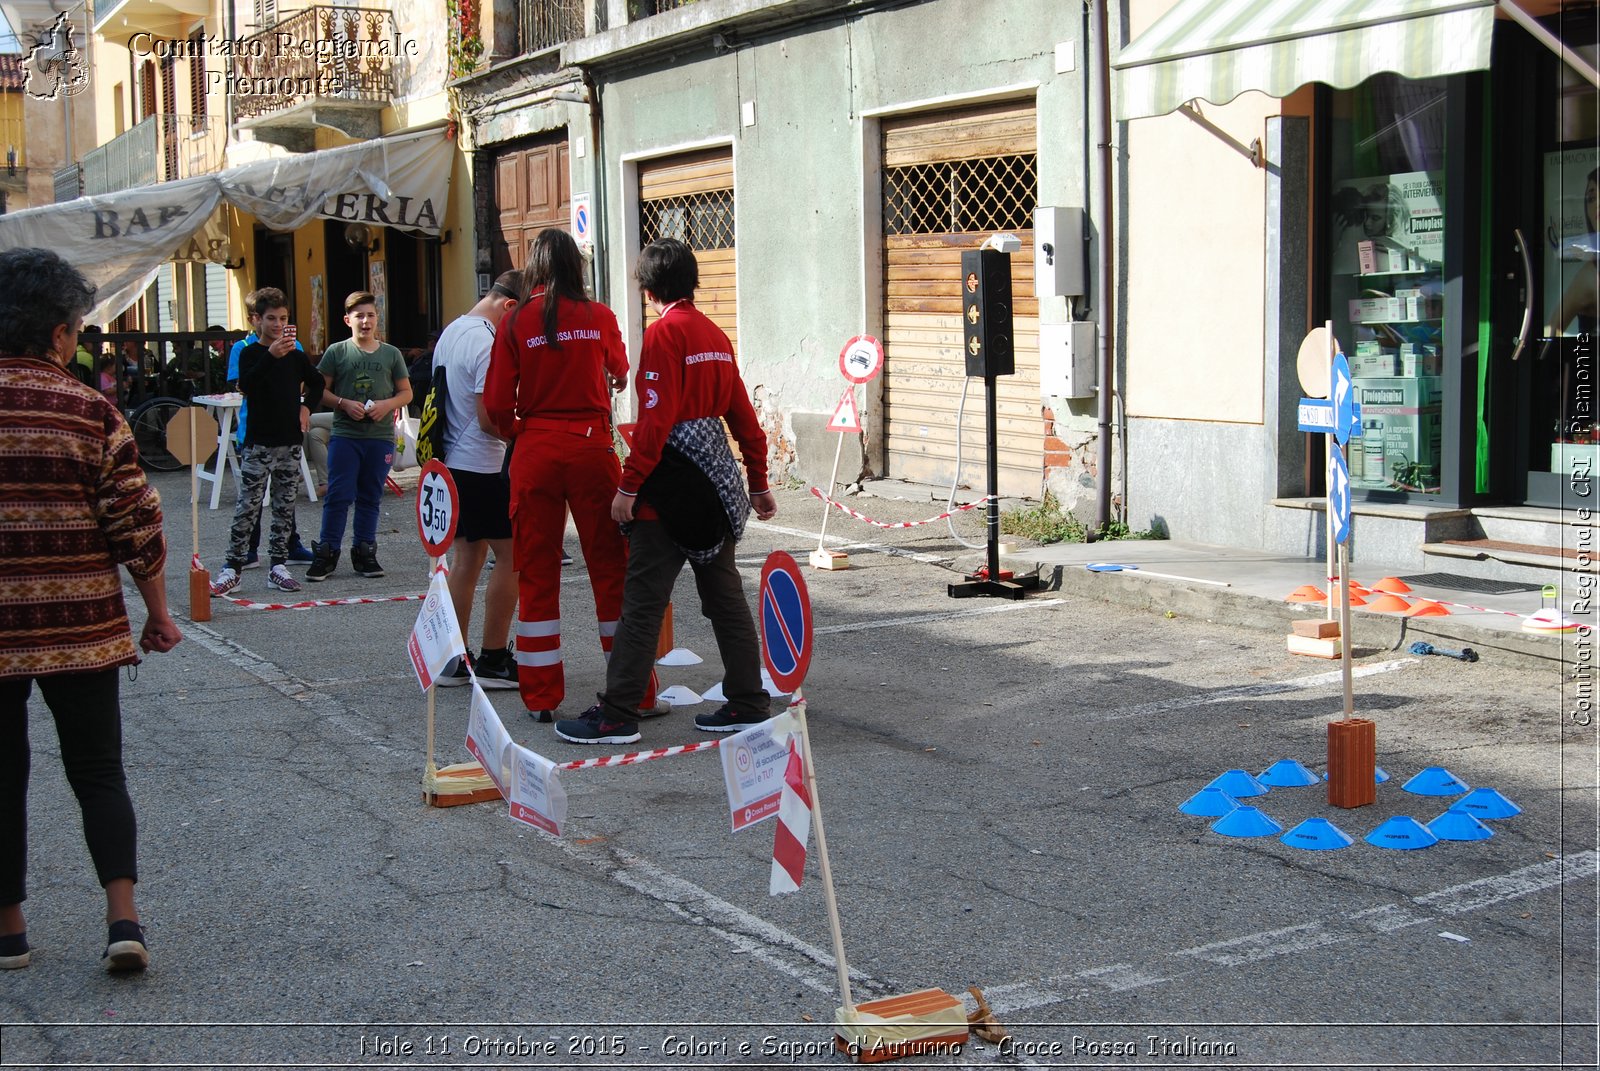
[{"left": 948, "top": 371, "right": 1039, "bottom": 601}]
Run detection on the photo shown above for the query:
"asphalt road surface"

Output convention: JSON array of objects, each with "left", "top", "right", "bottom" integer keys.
[{"left": 1, "top": 473, "right": 1594, "bottom": 1069}]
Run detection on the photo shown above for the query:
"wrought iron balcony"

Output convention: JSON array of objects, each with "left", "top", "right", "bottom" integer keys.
[
  {"left": 643, "top": 0, "right": 695, "bottom": 12},
  {"left": 233, "top": 6, "right": 395, "bottom": 133},
  {"left": 80, "top": 114, "right": 226, "bottom": 196},
  {"left": 518, "top": 0, "right": 583, "bottom": 54}
]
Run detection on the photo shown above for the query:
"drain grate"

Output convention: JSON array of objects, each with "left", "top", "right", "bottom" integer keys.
[{"left": 1397, "top": 573, "right": 1544, "bottom": 595}]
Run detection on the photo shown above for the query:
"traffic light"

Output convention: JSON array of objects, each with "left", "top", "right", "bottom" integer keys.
[{"left": 960, "top": 248, "right": 1015, "bottom": 378}]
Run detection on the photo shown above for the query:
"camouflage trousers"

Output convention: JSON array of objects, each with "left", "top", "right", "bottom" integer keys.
[{"left": 226, "top": 444, "right": 302, "bottom": 567}]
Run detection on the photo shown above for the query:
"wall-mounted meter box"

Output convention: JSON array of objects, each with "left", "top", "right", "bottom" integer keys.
[
  {"left": 1039, "top": 320, "right": 1097, "bottom": 398},
  {"left": 1034, "top": 206, "right": 1086, "bottom": 299}
]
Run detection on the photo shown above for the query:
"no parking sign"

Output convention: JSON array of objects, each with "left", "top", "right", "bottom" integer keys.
[{"left": 760, "top": 551, "right": 813, "bottom": 694}]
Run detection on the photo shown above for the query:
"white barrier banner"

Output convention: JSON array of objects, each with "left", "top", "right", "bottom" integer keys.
[
  {"left": 719, "top": 710, "right": 800, "bottom": 832},
  {"left": 408, "top": 569, "right": 465, "bottom": 691},
  {"left": 508, "top": 745, "right": 567, "bottom": 836},
  {"left": 464, "top": 684, "right": 513, "bottom": 797}
]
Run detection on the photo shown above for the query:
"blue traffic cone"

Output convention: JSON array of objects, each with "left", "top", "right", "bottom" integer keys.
[
  {"left": 1211, "top": 806, "right": 1282, "bottom": 838},
  {"left": 1179, "top": 787, "right": 1240, "bottom": 817},
  {"left": 1205, "top": 769, "right": 1269, "bottom": 798},
  {"left": 1401, "top": 766, "right": 1470, "bottom": 796},
  {"left": 1280, "top": 817, "right": 1354, "bottom": 850},
  {"left": 1259, "top": 759, "right": 1319, "bottom": 787},
  {"left": 1365, "top": 816, "right": 1439, "bottom": 849},
  {"left": 1449, "top": 787, "right": 1521, "bottom": 820},
  {"left": 1428, "top": 809, "right": 1494, "bottom": 842}
]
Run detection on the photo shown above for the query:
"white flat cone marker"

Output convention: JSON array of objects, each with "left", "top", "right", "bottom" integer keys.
[
  {"left": 656, "top": 684, "right": 703, "bottom": 706},
  {"left": 657, "top": 647, "right": 703, "bottom": 666}
]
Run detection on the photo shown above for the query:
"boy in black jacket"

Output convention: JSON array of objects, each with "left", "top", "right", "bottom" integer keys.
[{"left": 211, "top": 288, "right": 324, "bottom": 596}]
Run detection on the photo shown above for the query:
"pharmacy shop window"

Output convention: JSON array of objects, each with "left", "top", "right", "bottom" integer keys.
[{"left": 1327, "top": 73, "right": 1448, "bottom": 497}]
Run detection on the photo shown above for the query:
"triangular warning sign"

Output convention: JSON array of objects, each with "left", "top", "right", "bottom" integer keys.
[{"left": 827, "top": 388, "right": 861, "bottom": 433}]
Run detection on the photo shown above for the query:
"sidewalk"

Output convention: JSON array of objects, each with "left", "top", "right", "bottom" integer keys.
[{"left": 851, "top": 480, "right": 1578, "bottom": 670}]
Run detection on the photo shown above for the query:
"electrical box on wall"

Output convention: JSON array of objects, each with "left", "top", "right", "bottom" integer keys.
[
  {"left": 1034, "top": 206, "right": 1087, "bottom": 299},
  {"left": 1039, "top": 320, "right": 1097, "bottom": 398}
]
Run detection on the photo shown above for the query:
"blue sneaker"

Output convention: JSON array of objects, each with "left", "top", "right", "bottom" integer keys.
[
  {"left": 242, "top": 550, "right": 261, "bottom": 570},
  {"left": 286, "top": 540, "right": 315, "bottom": 565}
]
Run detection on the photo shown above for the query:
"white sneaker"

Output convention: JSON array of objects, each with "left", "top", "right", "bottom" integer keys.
[
  {"left": 209, "top": 567, "right": 240, "bottom": 597},
  {"left": 266, "top": 564, "right": 301, "bottom": 593}
]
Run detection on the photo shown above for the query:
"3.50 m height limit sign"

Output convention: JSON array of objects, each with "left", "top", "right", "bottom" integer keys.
[{"left": 416, "top": 459, "right": 459, "bottom": 558}]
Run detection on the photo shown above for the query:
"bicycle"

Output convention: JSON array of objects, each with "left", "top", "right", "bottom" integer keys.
[{"left": 124, "top": 395, "right": 193, "bottom": 473}]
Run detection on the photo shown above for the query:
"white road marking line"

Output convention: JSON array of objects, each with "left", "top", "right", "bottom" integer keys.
[
  {"left": 1415, "top": 850, "right": 1600, "bottom": 915},
  {"left": 1175, "top": 921, "right": 1344, "bottom": 967},
  {"left": 1086, "top": 658, "right": 1418, "bottom": 722},
  {"left": 814, "top": 599, "right": 1064, "bottom": 635},
  {"left": 986, "top": 851, "right": 1600, "bottom": 1014}
]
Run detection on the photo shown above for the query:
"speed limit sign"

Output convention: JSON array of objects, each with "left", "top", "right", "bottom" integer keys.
[{"left": 415, "top": 460, "right": 459, "bottom": 558}]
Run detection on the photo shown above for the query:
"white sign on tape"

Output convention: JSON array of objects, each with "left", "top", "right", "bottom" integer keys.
[
  {"left": 720, "top": 714, "right": 795, "bottom": 831},
  {"left": 408, "top": 569, "right": 466, "bottom": 691},
  {"left": 464, "top": 684, "right": 514, "bottom": 797},
  {"left": 508, "top": 745, "right": 568, "bottom": 835}
]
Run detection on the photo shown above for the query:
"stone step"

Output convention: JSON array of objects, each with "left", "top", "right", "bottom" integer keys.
[
  {"left": 1421, "top": 536, "right": 1592, "bottom": 586},
  {"left": 1469, "top": 506, "right": 1592, "bottom": 549}
]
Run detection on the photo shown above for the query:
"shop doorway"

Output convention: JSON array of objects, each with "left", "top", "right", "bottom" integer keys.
[{"left": 1488, "top": 13, "right": 1598, "bottom": 507}]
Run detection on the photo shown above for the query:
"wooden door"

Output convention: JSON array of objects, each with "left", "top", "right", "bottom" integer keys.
[
  {"left": 881, "top": 100, "right": 1040, "bottom": 497},
  {"left": 490, "top": 135, "right": 570, "bottom": 275}
]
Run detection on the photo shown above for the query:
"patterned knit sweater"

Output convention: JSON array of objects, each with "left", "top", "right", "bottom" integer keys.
[{"left": 0, "top": 356, "right": 167, "bottom": 679}]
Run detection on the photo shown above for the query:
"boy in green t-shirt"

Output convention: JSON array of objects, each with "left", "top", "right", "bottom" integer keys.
[{"left": 307, "top": 291, "right": 412, "bottom": 581}]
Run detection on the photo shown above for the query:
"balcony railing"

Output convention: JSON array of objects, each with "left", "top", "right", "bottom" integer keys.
[
  {"left": 54, "top": 164, "right": 82, "bottom": 203},
  {"left": 643, "top": 0, "right": 695, "bottom": 13},
  {"left": 518, "top": 0, "right": 583, "bottom": 54},
  {"left": 80, "top": 114, "right": 226, "bottom": 196},
  {"left": 234, "top": 6, "right": 395, "bottom": 123}
]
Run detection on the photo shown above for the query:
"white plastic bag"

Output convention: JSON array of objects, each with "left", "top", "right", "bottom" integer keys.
[{"left": 392, "top": 413, "right": 420, "bottom": 471}]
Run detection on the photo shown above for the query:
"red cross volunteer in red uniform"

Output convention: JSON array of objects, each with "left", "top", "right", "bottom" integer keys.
[
  {"left": 554, "top": 237, "right": 777, "bottom": 746},
  {"left": 485, "top": 229, "right": 658, "bottom": 723}
]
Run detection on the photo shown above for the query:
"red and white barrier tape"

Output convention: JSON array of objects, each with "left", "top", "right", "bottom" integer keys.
[
  {"left": 809, "top": 486, "right": 993, "bottom": 529},
  {"left": 556, "top": 739, "right": 722, "bottom": 771},
  {"left": 219, "top": 593, "right": 427, "bottom": 611}
]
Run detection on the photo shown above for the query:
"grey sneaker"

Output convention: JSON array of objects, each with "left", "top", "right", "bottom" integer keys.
[{"left": 694, "top": 704, "right": 769, "bottom": 733}]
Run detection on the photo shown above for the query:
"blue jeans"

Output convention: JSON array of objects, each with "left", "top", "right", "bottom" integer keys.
[{"left": 318, "top": 436, "right": 393, "bottom": 549}]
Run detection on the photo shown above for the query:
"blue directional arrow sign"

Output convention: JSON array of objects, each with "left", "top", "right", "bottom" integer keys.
[
  {"left": 1330, "top": 442, "right": 1352, "bottom": 545},
  {"left": 1331, "top": 350, "right": 1357, "bottom": 446}
]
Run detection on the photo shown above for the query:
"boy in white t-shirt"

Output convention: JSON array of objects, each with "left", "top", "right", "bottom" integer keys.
[{"left": 434, "top": 271, "right": 522, "bottom": 688}]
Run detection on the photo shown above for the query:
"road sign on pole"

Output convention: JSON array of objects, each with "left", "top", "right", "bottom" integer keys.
[
  {"left": 416, "top": 460, "right": 460, "bottom": 558},
  {"left": 1330, "top": 443, "right": 1352, "bottom": 546},
  {"left": 760, "top": 552, "right": 813, "bottom": 695},
  {"left": 1332, "top": 351, "right": 1357, "bottom": 446}
]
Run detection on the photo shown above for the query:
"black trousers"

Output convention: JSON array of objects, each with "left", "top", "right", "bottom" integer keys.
[
  {"left": 0, "top": 668, "right": 137, "bottom": 906},
  {"left": 600, "top": 520, "right": 769, "bottom": 720}
]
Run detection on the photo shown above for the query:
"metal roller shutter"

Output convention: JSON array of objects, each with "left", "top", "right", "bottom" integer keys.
[
  {"left": 881, "top": 100, "right": 1040, "bottom": 497},
  {"left": 638, "top": 148, "right": 737, "bottom": 354}
]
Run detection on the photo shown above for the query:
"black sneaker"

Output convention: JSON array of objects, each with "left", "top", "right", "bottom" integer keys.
[
  {"left": 555, "top": 704, "right": 640, "bottom": 745},
  {"left": 474, "top": 647, "right": 518, "bottom": 690},
  {"left": 0, "top": 932, "right": 29, "bottom": 970},
  {"left": 103, "top": 919, "right": 148, "bottom": 973},
  {"left": 305, "top": 542, "right": 338, "bottom": 582},
  {"left": 436, "top": 655, "right": 470, "bottom": 687},
  {"left": 694, "top": 704, "right": 769, "bottom": 733},
  {"left": 351, "top": 541, "right": 385, "bottom": 578}
]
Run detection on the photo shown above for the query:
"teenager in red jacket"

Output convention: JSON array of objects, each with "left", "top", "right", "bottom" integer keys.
[
  {"left": 485, "top": 229, "right": 657, "bottom": 721},
  {"left": 555, "top": 238, "right": 777, "bottom": 745}
]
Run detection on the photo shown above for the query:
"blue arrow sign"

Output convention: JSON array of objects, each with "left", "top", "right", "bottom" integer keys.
[
  {"left": 1331, "top": 351, "right": 1356, "bottom": 446},
  {"left": 1330, "top": 442, "right": 1352, "bottom": 545}
]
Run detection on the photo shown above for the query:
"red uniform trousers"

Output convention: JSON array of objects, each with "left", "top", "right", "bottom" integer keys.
[{"left": 508, "top": 422, "right": 656, "bottom": 713}]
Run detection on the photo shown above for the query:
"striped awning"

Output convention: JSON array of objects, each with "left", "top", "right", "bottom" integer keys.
[{"left": 1114, "top": 0, "right": 1497, "bottom": 121}]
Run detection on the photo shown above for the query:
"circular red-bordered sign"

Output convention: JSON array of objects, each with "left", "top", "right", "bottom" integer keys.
[
  {"left": 759, "top": 551, "right": 813, "bottom": 695},
  {"left": 415, "top": 460, "right": 460, "bottom": 558},
  {"left": 838, "top": 335, "right": 884, "bottom": 385}
]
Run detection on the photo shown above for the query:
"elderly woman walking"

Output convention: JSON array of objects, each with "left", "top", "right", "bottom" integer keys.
[{"left": 0, "top": 248, "right": 182, "bottom": 973}]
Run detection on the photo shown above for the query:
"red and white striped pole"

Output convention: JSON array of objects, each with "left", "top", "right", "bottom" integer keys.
[{"left": 770, "top": 737, "right": 812, "bottom": 894}]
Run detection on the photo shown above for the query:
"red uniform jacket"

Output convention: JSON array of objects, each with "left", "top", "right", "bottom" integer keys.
[
  {"left": 485, "top": 291, "right": 628, "bottom": 437},
  {"left": 620, "top": 301, "right": 768, "bottom": 515}
]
